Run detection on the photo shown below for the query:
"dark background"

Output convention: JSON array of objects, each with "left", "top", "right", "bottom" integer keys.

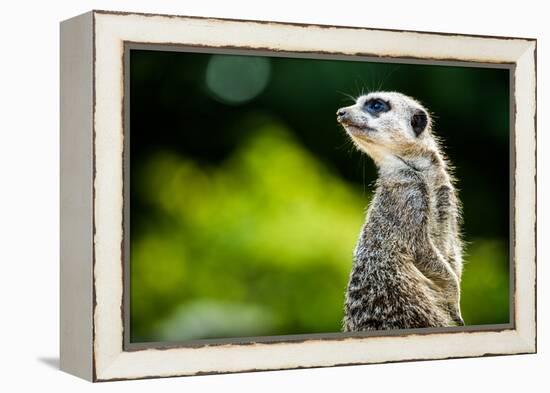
[{"left": 130, "top": 49, "right": 510, "bottom": 343}]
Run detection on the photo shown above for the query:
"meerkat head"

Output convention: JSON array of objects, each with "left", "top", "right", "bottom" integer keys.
[{"left": 337, "top": 91, "right": 437, "bottom": 169}]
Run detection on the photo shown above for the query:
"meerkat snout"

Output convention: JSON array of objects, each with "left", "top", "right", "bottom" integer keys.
[{"left": 336, "top": 108, "right": 347, "bottom": 120}]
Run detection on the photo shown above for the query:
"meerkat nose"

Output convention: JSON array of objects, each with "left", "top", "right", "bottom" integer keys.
[{"left": 336, "top": 108, "right": 348, "bottom": 119}]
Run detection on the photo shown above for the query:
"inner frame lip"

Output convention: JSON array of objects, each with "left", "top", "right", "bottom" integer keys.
[{"left": 121, "top": 41, "right": 516, "bottom": 352}]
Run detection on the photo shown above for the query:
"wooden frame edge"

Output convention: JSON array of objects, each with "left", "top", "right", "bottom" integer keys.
[{"left": 59, "top": 11, "right": 95, "bottom": 382}]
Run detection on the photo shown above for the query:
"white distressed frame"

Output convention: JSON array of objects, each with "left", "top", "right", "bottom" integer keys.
[{"left": 60, "top": 10, "right": 537, "bottom": 382}]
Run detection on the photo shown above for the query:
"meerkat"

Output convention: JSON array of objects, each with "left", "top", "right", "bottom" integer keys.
[{"left": 336, "top": 91, "right": 464, "bottom": 331}]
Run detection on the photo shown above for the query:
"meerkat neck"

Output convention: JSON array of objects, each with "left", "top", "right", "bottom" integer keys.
[
  {"left": 360, "top": 137, "right": 447, "bottom": 178},
  {"left": 377, "top": 151, "right": 443, "bottom": 178}
]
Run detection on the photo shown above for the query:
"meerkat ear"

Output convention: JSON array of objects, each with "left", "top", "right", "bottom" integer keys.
[{"left": 411, "top": 110, "right": 428, "bottom": 136}]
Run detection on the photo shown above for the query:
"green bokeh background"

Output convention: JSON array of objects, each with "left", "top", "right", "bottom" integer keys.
[{"left": 130, "top": 50, "right": 510, "bottom": 343}]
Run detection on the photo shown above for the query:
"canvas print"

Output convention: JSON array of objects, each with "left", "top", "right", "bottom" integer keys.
[{"left": 128, "top": 49, "right": 510, "bottom": 343}]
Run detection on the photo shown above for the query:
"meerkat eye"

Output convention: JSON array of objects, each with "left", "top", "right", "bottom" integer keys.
[{"left": 364, "top": 99, "right": 390, "bottom": 115}]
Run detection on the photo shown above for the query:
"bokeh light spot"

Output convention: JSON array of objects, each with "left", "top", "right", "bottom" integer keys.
[{"left": 205, "top": 55, "right": 271, "bottom": 104}]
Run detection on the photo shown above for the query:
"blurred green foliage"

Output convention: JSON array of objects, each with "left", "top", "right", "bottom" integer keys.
[
  {"left": 131, "top": 125, "right": 364, "bottom": 340},
  {"left": 130, "top": 50, "right": 510, "bottom": 342}
]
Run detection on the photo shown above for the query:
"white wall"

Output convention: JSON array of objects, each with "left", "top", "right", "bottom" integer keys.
[{"left": 0, "top": 0, "right": 546, "bottom": 391}]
